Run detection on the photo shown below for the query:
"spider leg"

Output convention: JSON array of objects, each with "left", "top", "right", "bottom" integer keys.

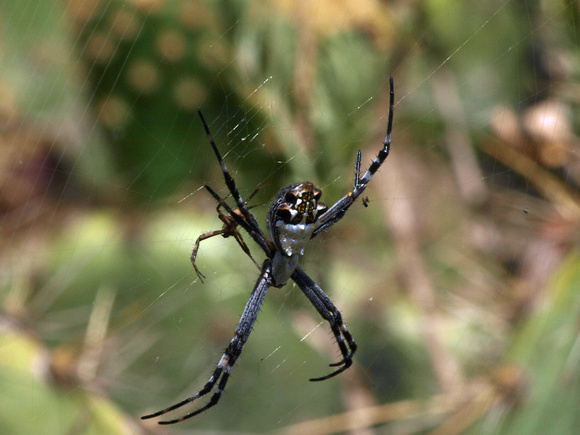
[
  {"left": 231, "top": 230, "right": 262, "bottom": 271},
  {"left": 197, "top": 111, "right": 271, "bottom": 256},
  {"left": 291, "top": 266, "right": 357, "bottom": 382},
  {"left": 191, "top": 195, "right": 262, "bottom": 282},
  {"left": 215, "top": 188, "right": 265, "bottom": 270},
  {"left": 142, "top": 260, "right": 273, "bottom": 424},
  {"left": 191, "top": 229, "right": 232, "bottom": 282},
  {"left": 204, "top": 184, "right": 274, "bottom": 256},
  {"left": 244, "top": 184, "right": 268, "bottom": 204},
  {"left": 354, "top": 150, "right": 362, "bottom": 186},
  {"left": 312, "top": 77, "right": 394, "bottom": 238}
]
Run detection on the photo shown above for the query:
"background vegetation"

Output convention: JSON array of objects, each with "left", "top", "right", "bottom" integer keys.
[{"left": 0, "top": 0, "right": 579, "bottom": 433}]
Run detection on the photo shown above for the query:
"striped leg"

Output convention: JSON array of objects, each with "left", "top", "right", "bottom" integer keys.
[
  {"left": 291, "top": 266, "right": 357, "bottom": 381},
  {"left": 312, "top": 77, "right": 394, "bottom": 238},
  {"left": 197, "top": 111, "right": 272, "bottom": 257},
  {"left": 142, "top": 260, "right": 273, "bottom": 424}
]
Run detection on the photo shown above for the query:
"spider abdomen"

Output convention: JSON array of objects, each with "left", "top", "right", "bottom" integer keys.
[{"left": 271, "top": 251, "right": 300, "bottom": 287}]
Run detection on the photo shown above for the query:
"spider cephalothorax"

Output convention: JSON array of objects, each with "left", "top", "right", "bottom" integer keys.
[
  {"left": 272, "top": 182, "right": 326, "bottom": 223},
  {"left": 268, "top": 181, "right": 328, "bottom": 256},
  {"left": 142, "top": 77, "right": 394, "bottom": 425}
]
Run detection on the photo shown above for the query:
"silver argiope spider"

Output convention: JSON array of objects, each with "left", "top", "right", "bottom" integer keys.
[{"left": 142, "top": 77, "right": 394, "bottom": 425}]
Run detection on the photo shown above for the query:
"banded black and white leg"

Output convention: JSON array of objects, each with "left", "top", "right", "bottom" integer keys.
[
  {"left": 142, "top": 260, "right": 273, "bottom": 424},
  {"left": 312, "top": 76, "right": 394, "bottom": 238},
  {"left": 292, "top": 266, "right": 357, "bottom": 381},
  {"left": 197, "top": 111, "right": 273, "bottom": 257}
]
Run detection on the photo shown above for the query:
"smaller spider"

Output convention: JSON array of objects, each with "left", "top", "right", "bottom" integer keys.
[
  {"left": 142, "top": 77, "right": 394, "bottom": 424},
  {"left": 190, "top": 187, "right": 263, "bottom": 282}
]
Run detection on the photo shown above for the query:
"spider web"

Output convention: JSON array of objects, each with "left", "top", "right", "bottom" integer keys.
[{"left": 0, "top": 0, "right": 579, "bottom": 433}]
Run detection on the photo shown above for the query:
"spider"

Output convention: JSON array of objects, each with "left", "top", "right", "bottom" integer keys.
[
  {"left": 190, "top": 187, "right": 264, "bottom": 282},
  {"left": 142, "top": 77, "right": 394, "bottom": 425}
]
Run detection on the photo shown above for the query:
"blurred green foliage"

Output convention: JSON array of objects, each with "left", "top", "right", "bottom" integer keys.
[{"left": 0, "top": 0, "right": 579, "bottom": 434}]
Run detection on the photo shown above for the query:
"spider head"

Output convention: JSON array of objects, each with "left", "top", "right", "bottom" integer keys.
[{"left": 267, "top": 182, "right": 327, "bottom": 257}]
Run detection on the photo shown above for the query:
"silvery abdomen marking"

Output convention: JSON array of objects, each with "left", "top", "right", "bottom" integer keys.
[{"left": 267, "top": 182, "right": 328, "bottom": 287}]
